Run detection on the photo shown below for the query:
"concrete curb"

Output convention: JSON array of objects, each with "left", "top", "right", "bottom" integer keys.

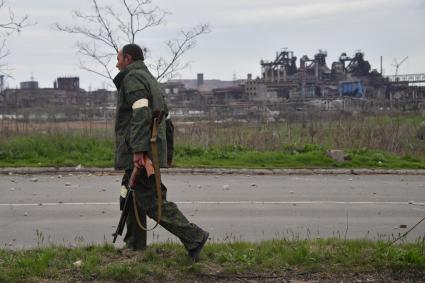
[{"left": 1, "top": 167, "right": 425, "bottom": 175}]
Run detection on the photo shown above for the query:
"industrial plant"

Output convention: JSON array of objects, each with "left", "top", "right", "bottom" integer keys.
[
  {"left": 1, "top": 48, "right": 424, "bottom": 122},
  {"left": 162, "top": 49, "right": 425, "bottom": 121}
]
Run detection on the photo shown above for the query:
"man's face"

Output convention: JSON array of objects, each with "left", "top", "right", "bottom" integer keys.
[{"left": 116, "top": 50, "right": 132, "bottom": 71}]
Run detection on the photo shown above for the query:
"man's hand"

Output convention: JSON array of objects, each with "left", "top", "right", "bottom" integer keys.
[
  {"left": 133, "top": 152, "right": 147, "bottom": 169},
  {"left": 133, "top": 152, "right": 155, "bottom": 178}
]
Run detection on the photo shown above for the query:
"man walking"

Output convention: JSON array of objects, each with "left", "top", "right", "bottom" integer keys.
[{"left": 113, "top": 43, "right": 208, "bottom": 260}]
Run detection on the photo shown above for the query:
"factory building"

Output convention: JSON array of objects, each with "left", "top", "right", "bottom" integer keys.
[
  {"left": 0, "top": 76, "right": 116, "bottom": 120},
  {"left": 54, "top": 77, "right": 80, "bottom": 90},
  {"left": 20, "top": 80, "right": 39, "bottom": 90},
  {"left": 244, "top": 49, "right": 391, "bottom": 100}
]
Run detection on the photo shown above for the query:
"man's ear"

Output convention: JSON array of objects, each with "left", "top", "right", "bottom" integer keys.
[{"left": 125, "top": 54, "right": 133, "bottom": 63}]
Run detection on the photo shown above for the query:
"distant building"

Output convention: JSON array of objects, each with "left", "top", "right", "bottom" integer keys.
[
  {"left": 162, "top": 81, "right": 185, "bottom": 96},
  {"left": 169, "top": 78, "right": 234, "bottom": 91},
  {"left": 339, "top": 81, "right": 366, "bottom": 98},
  {"left": 54, "top": 77, "right": 80, "bottom": 90},
  {"left": 1, "top": 75, "right": 117, "bottom": 120},
  {"left": 88, "top": 89, "right": 117, "bottom": 106},
  {"left": 211, "top": 85, "right": 245, "bottom": 104},
  {"left": 20, "top": 81, "right": 39, "bottom": 90}
]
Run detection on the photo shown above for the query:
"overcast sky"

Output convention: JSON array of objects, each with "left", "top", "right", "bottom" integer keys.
[{"left": 1, "top": 0, "right": 425, "bottom": 90}]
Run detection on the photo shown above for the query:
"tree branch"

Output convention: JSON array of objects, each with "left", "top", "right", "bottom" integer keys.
[
  {"left": 0, "top": 0, "right": 31, "bottom": 75},
  {"left": 91, "top": 0, "right": 120, "bottom": 52},
  {"left": 0, "top": 0, "right": 29, "bottom": 36},
  {"left": 155, "top": 24, "right": 210, "bottom": 81},
  {"left": 55, "top": 0, "right": 210, "bottom": 83},
  {"left": 55, "top": 0, "right": 120, "bottom": 52},
  {"left": 77, "top": 42, "right": 115, "bottom": 80},
  {"left": 0, "top": 39, "right": 9, "bottom": 61}
]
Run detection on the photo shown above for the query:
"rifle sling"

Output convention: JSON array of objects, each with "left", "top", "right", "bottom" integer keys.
[{"left": 132, "top": 117, "right": 162, "bottom": 231}]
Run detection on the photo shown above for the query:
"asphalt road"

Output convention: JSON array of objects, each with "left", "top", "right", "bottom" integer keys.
[{"left": 1, "top": 173, "right": 424, "bottom": 249}]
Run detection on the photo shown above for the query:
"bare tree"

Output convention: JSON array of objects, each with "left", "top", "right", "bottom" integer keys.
[
  {"left": 0, "top": 0, "right": 30, "bottom": 75},
  {"left": 55, "top": 0, "right": 210, "bottom": 82}
]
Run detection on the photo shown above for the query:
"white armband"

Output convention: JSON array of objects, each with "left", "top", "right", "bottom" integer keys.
[{"left": 132, "top": 98, "right": 149, "bottom": 110}]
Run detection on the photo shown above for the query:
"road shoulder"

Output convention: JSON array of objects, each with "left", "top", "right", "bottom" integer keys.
[{"left": 1, "top": 167, "right": 425, "bottom": 175}]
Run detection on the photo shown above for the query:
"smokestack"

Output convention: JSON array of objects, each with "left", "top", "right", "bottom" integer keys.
[
  {"left": 197, "top": 73, "right": 204, "bottom": 88},
  {"left": 0, "top": 75, "right": 4, "bottom": 91}
]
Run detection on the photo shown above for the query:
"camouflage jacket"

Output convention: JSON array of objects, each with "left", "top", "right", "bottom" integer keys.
[{"left": 113, "top": 60, "right": 167, "bottom": 170}]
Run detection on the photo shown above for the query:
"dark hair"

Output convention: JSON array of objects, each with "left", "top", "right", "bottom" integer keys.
[{"left": 122, "top": 44, "right": 144, "bottom": 61}]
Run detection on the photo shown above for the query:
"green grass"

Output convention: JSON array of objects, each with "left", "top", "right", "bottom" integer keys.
[
  {"left": 1, "top": 134, "right": 425, "bottom": 169},
  {"left": 0, "top": 134, "right": 114, "bottom": 167},
  {"left": 173, "top": 144, "right": 425, "bottom": 169},
  {"left": 0, "top": 239, "right": 424, "bottom": 282}
]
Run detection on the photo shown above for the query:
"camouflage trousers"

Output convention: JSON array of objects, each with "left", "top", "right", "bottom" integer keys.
[{"left": 121, "top": 169, "right": 208, "bottom": 251}]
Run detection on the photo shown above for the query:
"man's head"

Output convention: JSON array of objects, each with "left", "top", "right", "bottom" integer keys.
[{"left": 116, "top": 44, "right": 145, "bottom": 71}]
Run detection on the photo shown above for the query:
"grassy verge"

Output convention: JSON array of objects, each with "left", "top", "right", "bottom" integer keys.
[
  {"left": 0, "top": 239, "right": 424, "bottom": 282},
  {"left": 1, "top": 134, "right": 425, "bottom": 169},
  {"left": 0, "top": 134, "right": 114, "bottom": 168},
  {"left": 174, "top": 145, "right": 425, "bottom": 169}
]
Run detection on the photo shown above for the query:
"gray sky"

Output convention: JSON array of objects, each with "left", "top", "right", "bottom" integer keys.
[{"left": 2, "top": 0, "right": 425, "bottom": 90}]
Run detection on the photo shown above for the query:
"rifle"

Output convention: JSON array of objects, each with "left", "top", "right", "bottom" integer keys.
[
  {"left": 112, "top": 114, "right": 163, "bottom": 243},
  {"left": 112, "top": 166, "right": 141, "bottom": 243}
]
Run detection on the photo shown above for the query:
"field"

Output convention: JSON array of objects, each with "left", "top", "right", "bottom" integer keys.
[{"left": 0, "top": 113, "right": 424, "bottom": 168}]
